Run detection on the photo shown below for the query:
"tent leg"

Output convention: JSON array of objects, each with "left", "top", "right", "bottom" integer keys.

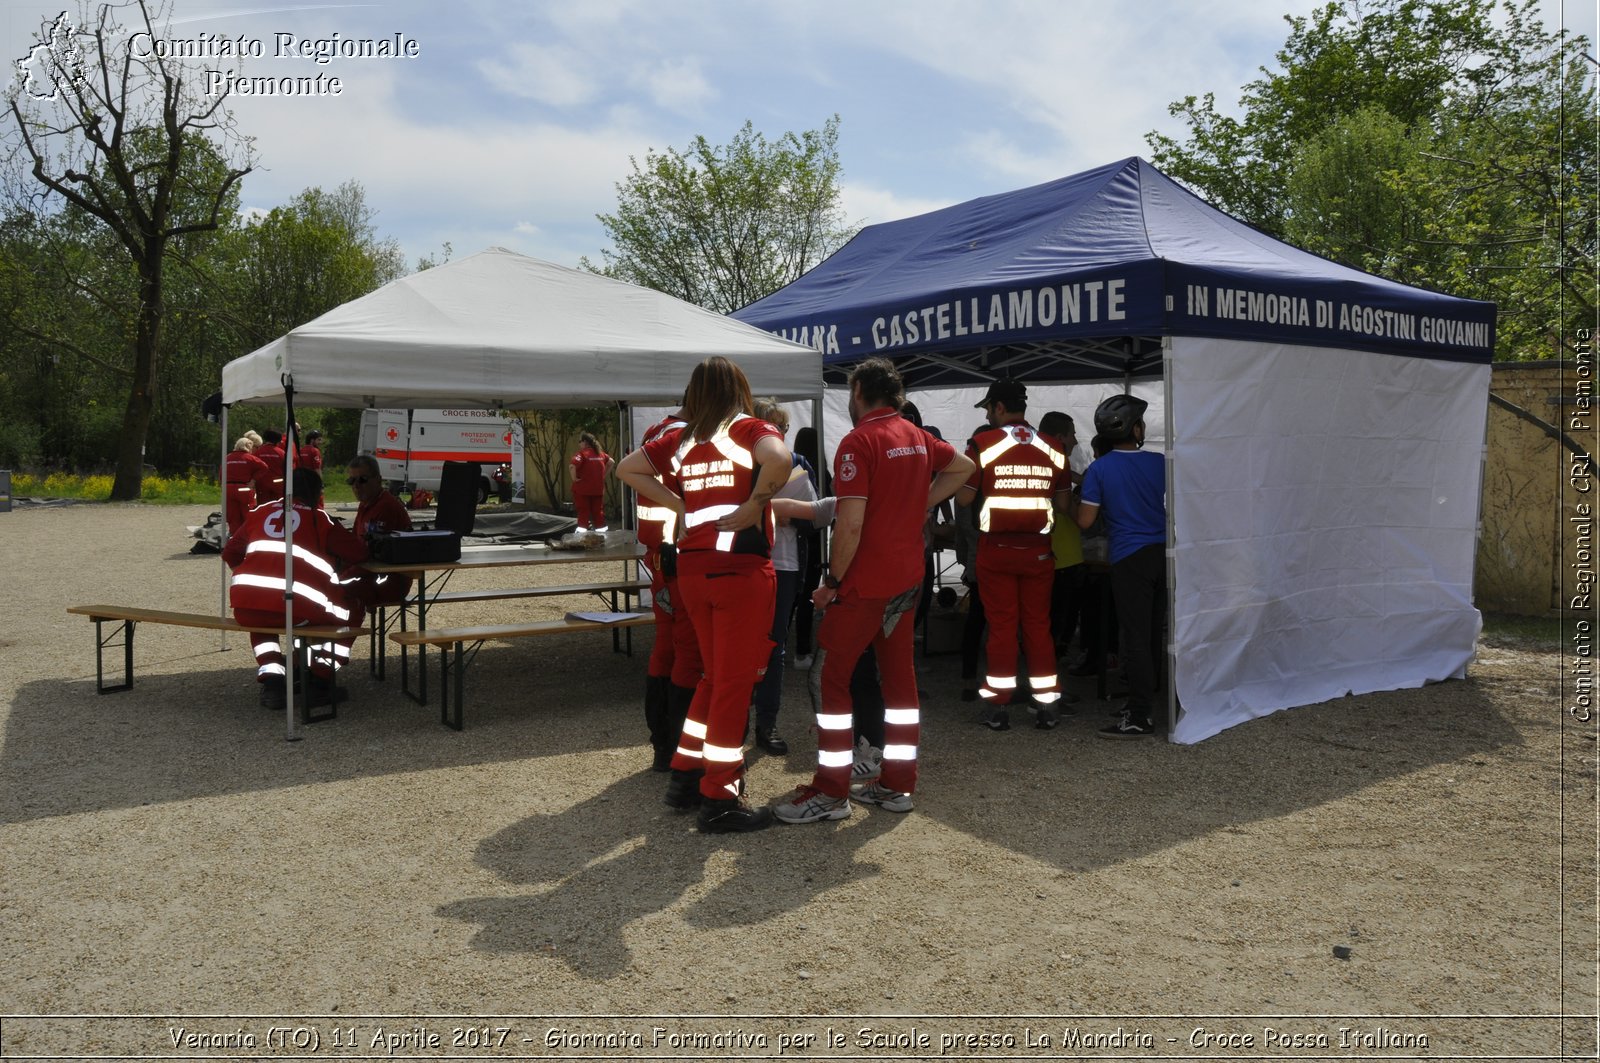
[
  {"left": 1162, "top": 338, "right": 1178, "bottom": 740},
  {"left": 219, "top": 405, "right": 229, "bottom": 652}
]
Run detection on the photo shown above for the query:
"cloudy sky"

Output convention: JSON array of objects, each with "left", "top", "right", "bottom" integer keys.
[{"left": 4, "top": 0, "right": 1594, "bottom": 269}]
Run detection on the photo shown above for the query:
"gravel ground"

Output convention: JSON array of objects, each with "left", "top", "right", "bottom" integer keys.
[{"left": 0, "top": 502, "right": 1594, "bottom": 1061}]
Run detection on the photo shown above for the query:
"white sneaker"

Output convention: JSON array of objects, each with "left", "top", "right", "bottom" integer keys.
[
  {"left": 851, "top": 781, "right": 914, "bottom": 813},
  {"left": 851, "top": 737, "right": 882, "bottom": 783},
  {"left": 772, "top": 785, "right": 851, "bottom": 824}
]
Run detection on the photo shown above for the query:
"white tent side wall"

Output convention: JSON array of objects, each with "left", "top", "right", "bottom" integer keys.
[{"left": 1168, "top": 337, "right": 1489, "bottom": 743}]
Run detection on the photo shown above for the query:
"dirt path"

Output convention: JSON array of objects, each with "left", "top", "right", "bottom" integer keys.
[{"left": 0, "top": 503, "right": 1592, "bottom": 1061}]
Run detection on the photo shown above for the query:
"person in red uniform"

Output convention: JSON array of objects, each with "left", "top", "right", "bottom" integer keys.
[
  {"left": 252, "top": 429, "right": 287, "bottom": 502},
  {"left": 633, "top": 405, "right": 705, "bottom": 772},
  {"left": 299, "top": 429, "right": 326, "bottom": 507},
  {"left": 341, "top": 453, "right": 414, "bottom": 609},
  {"left": 299, "top": 429, "right": 324, "bottom": 472},
  {"left": 617, "top": 356, "right": 790, "bottom": 833},
  {"left": 772, "top": 358, "right": 973, "bottom": 824},
  {"left": 570, "top": 432, "right": 612, "bottom": 532},
  {"left": 222, "top": 437, "right": 266, "bottom": 533},
  {"left": 223, "top": 470, "right": 367, "bottom": 710},
  {"left": 955, "top": 379, "right": 1075, "bottom": 732}
]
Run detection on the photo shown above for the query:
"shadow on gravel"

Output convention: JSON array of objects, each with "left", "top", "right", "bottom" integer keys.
[
  {"left": 439, "top": 775, "right": 901, "bottom": 979},
  {"left": 0, "top": 631, "right": 655, "bottom": 825},
  {"left": 438, "top": 664, "right": 1521, "bottom": 976}
]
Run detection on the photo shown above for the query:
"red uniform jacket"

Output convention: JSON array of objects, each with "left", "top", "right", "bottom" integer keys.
[
  {"left": 635, "top": 415, "right": 686, "bottom": 555},
  {"left": 964, "top": 421, "right": 1071, "bottom": 547},
  {"left": 354, "top": 490, "right": 412, "bottom": 538},
  {"left": 223, "top": 500, "right": 368, "bottom": 624},
  {"left": 643, "top": 414, "right": 781, "bottom": 566},
  {"left": 570, "top": 444, "right": 610, "bottom": 497},
  {"left": 252, "top": 444, "right": 286, "bottom": 500}
]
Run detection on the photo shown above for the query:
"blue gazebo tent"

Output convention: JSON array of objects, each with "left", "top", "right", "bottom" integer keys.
[{"left": 734, "top": 157, "right": 1495, "bottom": 743}]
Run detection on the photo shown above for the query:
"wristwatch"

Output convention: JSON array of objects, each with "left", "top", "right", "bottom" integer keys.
[{"left": 823, "top": 573, "right": 842, "bottom": 590}]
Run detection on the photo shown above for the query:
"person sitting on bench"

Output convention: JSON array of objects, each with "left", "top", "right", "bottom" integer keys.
[{"left": 223, "top": 470, "right": 368, "bottom": 710}]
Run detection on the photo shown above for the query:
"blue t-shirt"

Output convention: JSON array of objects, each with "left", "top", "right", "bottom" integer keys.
[{"left": 1080, "top": 448, "right": 1166, "bottom": 564}]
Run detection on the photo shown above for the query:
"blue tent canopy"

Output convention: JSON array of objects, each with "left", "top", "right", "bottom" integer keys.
[{"left": 733, "top": 157, "right": 1496, "bottom": 388}]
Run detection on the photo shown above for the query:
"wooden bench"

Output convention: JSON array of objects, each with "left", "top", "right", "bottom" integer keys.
[
  {"left": 67, "top": 605, "right": 369, "bottom": 722},
  {"left": 391, "top": 613, "right": 654, "bottom": 730},
  {"left": 372, "top": 577, "right": 650, "bottom": 687}
]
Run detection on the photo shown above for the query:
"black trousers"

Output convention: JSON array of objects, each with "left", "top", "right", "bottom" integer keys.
[{"left": 1110, "top": 543, "right": 1166, "bottom": 719}]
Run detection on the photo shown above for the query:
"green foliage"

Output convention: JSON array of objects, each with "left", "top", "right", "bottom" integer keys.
[
  {"left": 583, "top": 117, "right": 858, "bottom": 314},
  {"left": 218, "top": 181, "right": 406, "bottom": 352},
  {"left": 2, "top": 0, "right": 254, "bottom": 497},
  {"left": 9, "top": 469, "right": 358, "bottom": 505},
  {"left": 1, "top": 176, "right": 404, "bottom": 476},
  {"left": 1148, "top": 0, "right": 1595, "bottom": 359}
]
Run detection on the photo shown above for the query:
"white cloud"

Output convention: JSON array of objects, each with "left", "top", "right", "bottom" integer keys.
[
  {"left": 839, "top": 181, "right": 957, "bottom": 228},
  {"left": 475, "top": 42, "right": 597, "bottom": 106},
  {"left": 635, "top": 58, "right": 714, "bottom": 114},
  {"left": 218, "top": 54, "right": 657, "bottom": 263}
]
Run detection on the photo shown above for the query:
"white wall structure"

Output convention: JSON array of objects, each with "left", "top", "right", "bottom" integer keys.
[{"left": 1167, "top": 338, "right": 1488, "bottom": 742}]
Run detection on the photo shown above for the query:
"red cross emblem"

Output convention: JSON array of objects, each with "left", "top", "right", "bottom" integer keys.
[
  {"left": 386, "top": 427, "right": 399, "bottom": 441},
  {"left": 503, "top": 431, "right": 512, "bottom": 445}
]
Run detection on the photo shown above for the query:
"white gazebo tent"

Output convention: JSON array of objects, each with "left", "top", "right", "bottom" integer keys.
[{"left": 221, "top": 247, "right": 820, "bottom": 738}]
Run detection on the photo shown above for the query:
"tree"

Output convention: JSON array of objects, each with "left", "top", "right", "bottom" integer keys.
[
  {"left": 1148, "top": 0, "right": 1595, "bottom": 358},
  {"left": 3, "top": 0, "right": 253, "bottom": 497},
  {"left": 518, "top": 407, "right": 617, "bottom": 511},
  {"left": 583, "top": 116, "right": 857, "bottom": 314}
]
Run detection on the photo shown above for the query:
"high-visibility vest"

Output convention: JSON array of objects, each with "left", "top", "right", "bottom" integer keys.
[
  {"left": 636, "top": 415, "right": 686, "bottom": 551},
  {"left": 968, "top": 421, "right": 1068, "bottom": 538},
  {"left": 662, "top": 415, "right": 774, "bottom": 558}
]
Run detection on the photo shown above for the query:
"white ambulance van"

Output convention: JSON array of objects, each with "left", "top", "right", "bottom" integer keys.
[{"left": 357, "top": 409, "right": 524, "bottom": 502}]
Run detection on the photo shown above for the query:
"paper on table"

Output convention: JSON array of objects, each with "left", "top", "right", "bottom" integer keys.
[{"left": 565, "top": 611, "right": 645, "bottom": 624}]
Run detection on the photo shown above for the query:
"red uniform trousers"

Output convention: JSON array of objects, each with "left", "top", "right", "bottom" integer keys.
[
  {"left": 812, "top": 584, "right": 921, "bottom": 798},
  {"left": 670, "top": 554, "right": 774, "bottom": 800},
  {"left": 574, "top": 491, "right": 605, "bottom": 531},
  {"left": 975, "top": 539, "right": 1061, "bottom": 706},
  {"left": 645, "top": 565, "right": 704, "bottom": 687},
  {"left": 234, "top": 602, "right": 364, "bottom": 680},
  {"left": 224, "top": 485, "right": 254, "bottom": 532}
]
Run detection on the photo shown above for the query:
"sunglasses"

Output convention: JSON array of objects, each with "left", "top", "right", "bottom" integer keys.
[{"left": 346, "top": 475, "right": 370, "bottom": 486}]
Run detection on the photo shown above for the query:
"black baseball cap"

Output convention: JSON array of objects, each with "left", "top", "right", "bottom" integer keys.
[{"left": 975, "top": 378, "right": 1027, "bottom": 409}]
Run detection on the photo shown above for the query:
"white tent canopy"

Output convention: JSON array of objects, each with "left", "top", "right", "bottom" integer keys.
[{"left": 222, "top": 247, "right": 820, "bottom": 408}]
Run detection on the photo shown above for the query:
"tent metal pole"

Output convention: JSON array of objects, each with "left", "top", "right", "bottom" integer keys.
[
  {"left": 1470, "top": 388, "right": 1491, "bottom": 664},
  {"left": 219, "top": 404, "right": 229, "bottom": 651},
  {"left": 282, "top": 383, "right": 299, "bottom": 742},
  {"left": 1162, "top": 337, "right": 1177, "bottom": 740},
  {"left": 618, "top": 402, "right": 635, "bottom": 582}
]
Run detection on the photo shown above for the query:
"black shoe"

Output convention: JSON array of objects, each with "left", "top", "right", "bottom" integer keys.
[
  {"left": 979, "top": 707, "right": 1010, "bottom": 731},
  {"left": 650, "top": 745, "right": 675, "bottom": 772},
  {"left": 1099, "top": 709, "right": 1154, "bottom": 740},
  {"left": 664, "top": 768, "right": 704, "bottom": 809},
  {"left": 259, "top": 675, "right": 286, "bottom": 711},
  {"left": 697, "top": 797, "right": 774, "bottom": 833},
  {"left": 754, "top": 726, "right": 788, "bottom": 755}
]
